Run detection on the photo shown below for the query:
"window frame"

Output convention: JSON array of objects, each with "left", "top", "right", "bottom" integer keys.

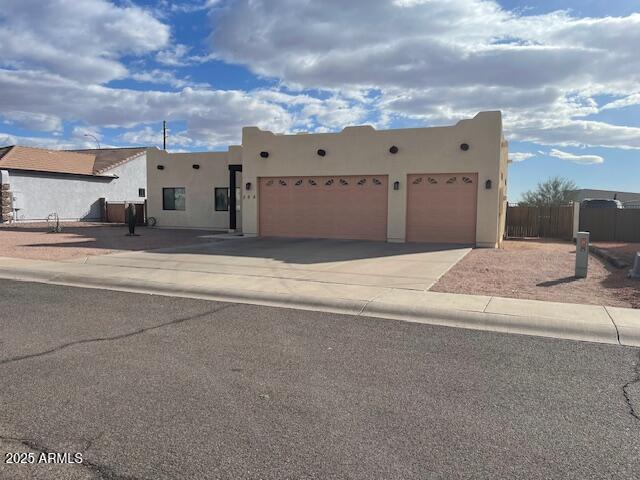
[
  {"left": 214, "top": 187, "right": 229, "bottom": 212},
  {"left": 162, "top": 187, "right": 186, "bottom": 211},
  {"left": 138, "top": 188, "right": 146, "bottom": 198}
]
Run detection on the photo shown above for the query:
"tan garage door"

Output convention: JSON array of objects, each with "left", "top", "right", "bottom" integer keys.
[
  {"left": 259, "top": 175, "right": 388, "bottom": 241},
  {"left": 406, "top": 173, "right": 477, "bottom": 244}
]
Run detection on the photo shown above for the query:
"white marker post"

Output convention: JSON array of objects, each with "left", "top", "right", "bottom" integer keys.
[{"left": 575, "top": 231, "right": 589, "bottom": 278}]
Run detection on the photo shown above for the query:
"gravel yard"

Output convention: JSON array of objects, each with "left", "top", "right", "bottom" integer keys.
[
  {"left": 0, "top": 222, "right": 222, "bottom": 261},
  {"left": 431, "top": 239, "right": 639, "bottom": 308}
]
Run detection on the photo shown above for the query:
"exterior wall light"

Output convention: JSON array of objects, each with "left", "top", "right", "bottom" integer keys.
[
  {"left": 460, "top": 143, "right": 470, "bottom": 151},
  {"left": 245, "top": 182, "right": 252, "bottom": 191},
  {"left": 157, "top": 165, "right": 164, "bottom": 170},
  {"left": 260, "top": 151, "right": 269, "bottom": 158},
  {"left": 389, "top": 145, "right": 399, "bottom": 154},
  {"left": 192, "top": 164, "right": 200, "bottom": 169},
  {"left": 485, "top": 179, "right": 492, "bottom": 189},
  {"left": 393, "top": 181, "right": 400, "bottom": 190},
  {"left": 317, "top": 149, "right": 326, "bottom": 157}
]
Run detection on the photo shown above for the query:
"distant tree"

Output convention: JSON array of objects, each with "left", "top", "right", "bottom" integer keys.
[{"left": 519, "top": 176, "right": 578, "bottom": 206}]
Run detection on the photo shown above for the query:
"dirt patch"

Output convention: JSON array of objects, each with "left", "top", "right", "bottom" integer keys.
[
  {"left": 0, "top": 222, "right": 223, "bottom": 261},
  {"left": 431, "top": 239, "right": 639, "bottom": 308}
]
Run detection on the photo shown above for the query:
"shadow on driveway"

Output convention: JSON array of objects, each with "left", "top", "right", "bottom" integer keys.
[{"left": 144, "top": 236, "right": 473, "bottom": 265}]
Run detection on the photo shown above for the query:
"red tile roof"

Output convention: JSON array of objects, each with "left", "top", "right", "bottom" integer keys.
[
  {"left": 67, "top": 147, "right": 148, "bottom": 174},
  {"left": 0, "top": 146, "right": 96, "bottom": 176},
  {"left": 0, "top": 146, "right": 149, "bottom": 176}
]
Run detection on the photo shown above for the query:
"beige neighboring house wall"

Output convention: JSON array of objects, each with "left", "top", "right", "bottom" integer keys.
[
  {"left": 242, "top": 111, "right": 507, "bottom": 247},
  {"left": 146, "top": 147, "right": 242, "bottom": 230}
]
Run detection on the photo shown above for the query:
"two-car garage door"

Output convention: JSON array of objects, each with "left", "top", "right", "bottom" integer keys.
[
  {"left": 258, "top": 172, "right": 477, "bottom": 244},
  {"left": 259, "top": 175, "right": 388, "bottom": 241}
]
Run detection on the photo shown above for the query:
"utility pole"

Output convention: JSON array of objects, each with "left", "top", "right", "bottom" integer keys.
[{"left": 162, "top": 121, "right": 167, "bottom": 151}]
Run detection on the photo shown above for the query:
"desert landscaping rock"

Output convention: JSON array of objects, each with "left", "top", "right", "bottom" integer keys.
[
  {"left": 432, "top": 239, "right": 640, "bottom": 309},
  {"left": 0, "top": 222, "right": 221, "bottom": 261}
]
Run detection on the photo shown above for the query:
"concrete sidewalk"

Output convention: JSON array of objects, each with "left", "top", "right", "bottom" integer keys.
[{"left": 0, "top": 254, "right": 638, "bottom": 347}]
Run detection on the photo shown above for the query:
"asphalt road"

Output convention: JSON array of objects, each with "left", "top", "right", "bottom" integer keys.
[{"left": 0, "top": 280, "right": 639, "bottom": 480}]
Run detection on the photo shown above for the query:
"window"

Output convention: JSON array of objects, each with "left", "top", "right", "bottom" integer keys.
[
  {"left": 138, "top": 188, "right": 146, "bottom": 197},
  {"left": 214, "top": 187, "right": 241, "bottom": 211},
  {"left": 163, "top": 187, "right": 186, "bottom": 210},
  {"left": 215, "top": 187, "right": 229, "bottom": 211}
]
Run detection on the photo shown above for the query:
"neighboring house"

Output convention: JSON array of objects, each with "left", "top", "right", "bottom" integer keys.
[
  {"left": 568, "top": 189, "right": 640, "bottom": 206},
  {"left": 147, "top": 111, "right": 508, "bottom": 247},
  {"left": 0, "top": 146, "right": 151, "bottom": 222}
]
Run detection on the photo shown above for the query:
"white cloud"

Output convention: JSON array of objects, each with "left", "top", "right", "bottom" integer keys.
[
  {"left": 155, "top": 44, "right": 192, "bottom": 66},
  {"left": 130, "top": 69, "right": 208, "bottom": 89},
  {"left": 71, "top": 126, "right": 103, "bottom": 146},
  {"left": 0, "top": 68, "right": 299, "bottom": 147},
  {"left": 2, "top": 0, "right": 640, "bottom": 152},
  {"left": 0, "top": 126, "right": 110, "bottom": 149},
  {"left": 163, "top": 0, "right": 222, "bottom": 14},
  {"left": 601, "top": 93, "right": 640, "bottom": 110},
  {"left": 300, "top": 97, "right": 368, "bottom": 129},
  {"left": 0, "top": 132, "right": 97, "bottom": 149},
  {"left": 0, "top": 0, "right": 171, "bottom": 84},
  {"left": 210, "top": 1, "right": 640, "bottom": 92},
  {"left": 509, "top": 119, "right": 640, "bottom": 149},
  {"left": 509, "top": 152, "right": 535, "bottom": 162},
  {"left": 0, "top": 0, "right": 313, "bottom": 145},
  {"left": 2, "top": 111, "right": 62, "bottom": 132},
  {"left": 119, "top": 126, "right": 165, "bottom": 146},
  {"left": 251, "top": 91, "right": 370, "bottom": 129},
  {"left": 119, "top": 126, "right": 198, "bottom": 149},
  {"left": 548, "top": 148, "right": 604, "bottom": 164},
  {"left": 207, "top": 0, "right": 640, "bottom": 148}
]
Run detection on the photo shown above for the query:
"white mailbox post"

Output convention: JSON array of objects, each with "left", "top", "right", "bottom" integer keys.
[{"left": 575, "top": 231, "right": 589, "bottom": 278}]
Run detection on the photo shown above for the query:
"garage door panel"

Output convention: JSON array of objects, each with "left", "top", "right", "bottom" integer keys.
[
  {"left": 259, "top": 175, "right": 388, "bottom": 241},
  {"left": 406, "top": 173, "right": 477, "bottom": 244}
]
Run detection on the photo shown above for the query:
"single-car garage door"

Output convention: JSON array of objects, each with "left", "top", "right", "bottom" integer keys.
[
  {"left": 406, "top": 173, "right": 477, "bottom": 244},
  {"left": 259, "top": 175, "right": 388, "bottom": 241}
]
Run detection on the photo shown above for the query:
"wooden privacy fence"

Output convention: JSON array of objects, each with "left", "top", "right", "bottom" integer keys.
[
  {"left": 505, "top": 205, "right": 574, "bottom": 239},
  {"left": 104, "top": 201, "right": 146, "bottom": 225},
  {"left": 579, "top": 208, "right": 640, "bottom": 242}
]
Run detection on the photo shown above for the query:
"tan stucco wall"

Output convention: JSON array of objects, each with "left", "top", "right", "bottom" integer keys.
[
  {"left": 146, "top": 148, "right": 241, "bottom": 230},
  {"left": 241, "top": 111, "right": 507, "bottom": 247}
]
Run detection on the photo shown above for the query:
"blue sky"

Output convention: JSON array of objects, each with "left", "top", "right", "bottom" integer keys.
[{"left": 1, "top": 0, "right": 639, "bottom": 201}]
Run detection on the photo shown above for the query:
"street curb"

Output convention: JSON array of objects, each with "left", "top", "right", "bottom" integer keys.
[
  {"left": 0, "top": 267, "right": 367, "bottom": 314},
  {"left": 590, "top": 245, "right": 630, "bottom": 269},
  {"left": 362, "top": 302, "right": 619, "bottom": 345},
  {"left": 0, "top": 266, "right": 631, "bottom": 346}
]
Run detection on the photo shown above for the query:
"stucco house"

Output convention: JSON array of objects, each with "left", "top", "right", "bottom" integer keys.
[
  {"left": 0, "top": 146, "right": 150, "bottom": 222},
  {"left": 147, "top": 111, "right": 508, "bottom": 247}
]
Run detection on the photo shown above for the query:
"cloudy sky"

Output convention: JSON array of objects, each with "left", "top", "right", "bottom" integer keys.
[{"left": 1, "top": 0, "right": 639, "bottom": 200}]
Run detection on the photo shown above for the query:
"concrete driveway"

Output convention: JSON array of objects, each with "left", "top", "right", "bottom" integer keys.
[{"left": 80, "top": 237, "right": 471, "bottom": 291}]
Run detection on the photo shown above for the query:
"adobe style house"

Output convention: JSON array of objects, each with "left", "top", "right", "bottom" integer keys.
[
  {"left": 0, "top": 146, "right": 150, "bottom": 222},
  {"left": 146, "top": 111, "right": 508, "bottom": 247}
]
